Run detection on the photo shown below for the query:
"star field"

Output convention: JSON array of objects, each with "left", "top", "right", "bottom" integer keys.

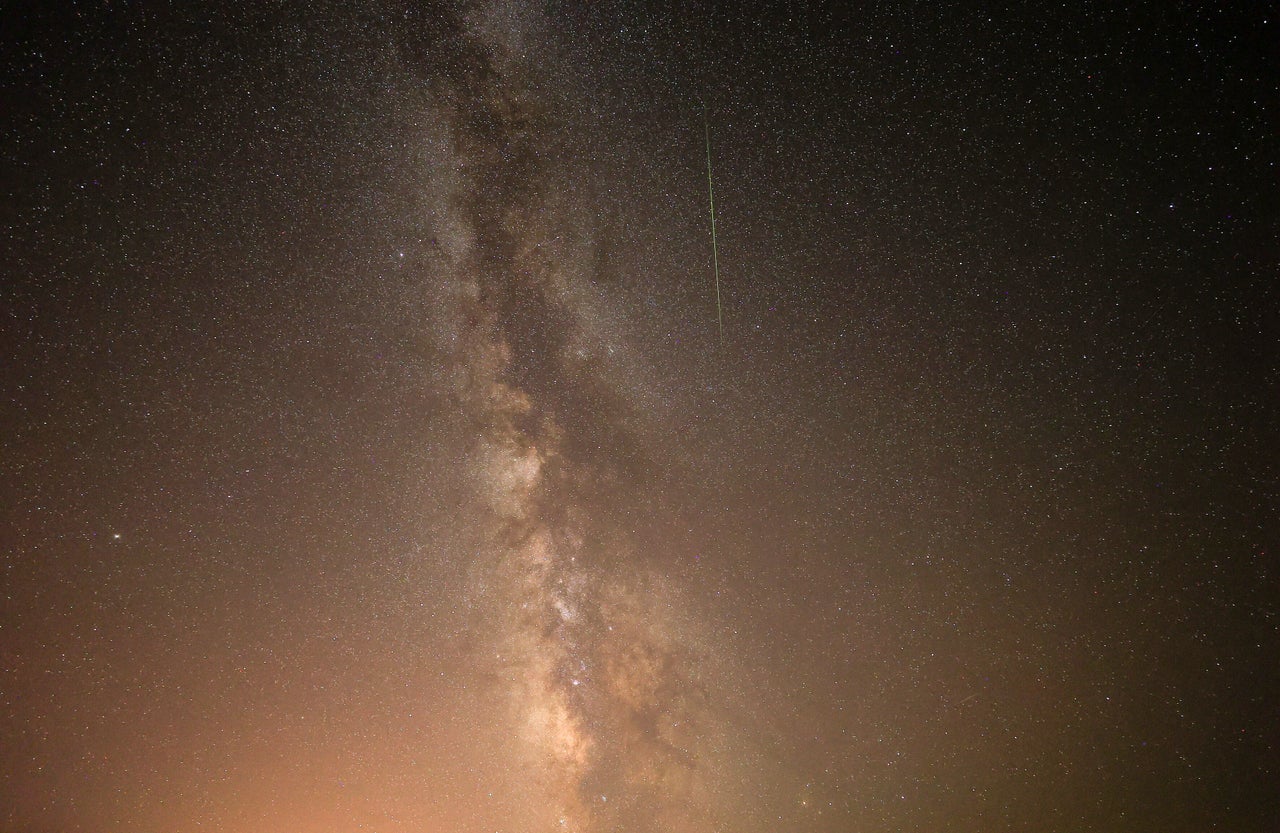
[{"left": 2, "top": 2, "right": 1275, "bottom": 832}]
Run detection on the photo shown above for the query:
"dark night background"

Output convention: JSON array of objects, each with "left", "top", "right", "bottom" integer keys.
[{"left": 2, "top": 2, "right": 1276, "bottom": 831}]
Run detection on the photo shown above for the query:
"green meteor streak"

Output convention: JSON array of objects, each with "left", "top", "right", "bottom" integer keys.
[{"left": 703, "top": 105, "right": 724, "bottom": 346}]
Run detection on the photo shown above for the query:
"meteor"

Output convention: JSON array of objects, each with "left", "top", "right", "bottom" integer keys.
[{"left": 703, "top": 104, "right": 724, "bottom": 346}]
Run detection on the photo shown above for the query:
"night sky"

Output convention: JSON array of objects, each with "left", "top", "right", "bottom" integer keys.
[{"left": 2, "top": 2, "right": 1276, "bottom": 831}]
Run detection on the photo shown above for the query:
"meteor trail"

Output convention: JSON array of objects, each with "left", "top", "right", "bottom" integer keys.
[{"left": 704, "top": 105, "right": 724, "bottom": 346}]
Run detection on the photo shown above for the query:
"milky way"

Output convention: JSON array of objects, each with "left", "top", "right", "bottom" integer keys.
[{"left": 407, "top": 6, "right": 731, "bottom": 829}]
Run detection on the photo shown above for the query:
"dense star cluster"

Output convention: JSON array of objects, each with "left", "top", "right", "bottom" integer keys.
[{"left": 2, "top": 2, "right": 1275, "bottom": 832}]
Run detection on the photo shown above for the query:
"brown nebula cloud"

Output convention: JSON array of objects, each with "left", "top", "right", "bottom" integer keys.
[{"left": 402, "top": 3, "right": 731, "bottom": 830}]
